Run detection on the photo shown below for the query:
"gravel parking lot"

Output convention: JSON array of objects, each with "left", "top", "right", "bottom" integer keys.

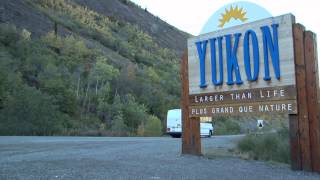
[{"left": 0, "top": 136, "right": 319, "bottom": 180}]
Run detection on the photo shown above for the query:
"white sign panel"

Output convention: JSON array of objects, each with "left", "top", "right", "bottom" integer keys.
[{"left": 187, "top": 14, "right": 295, "bottom": 95}]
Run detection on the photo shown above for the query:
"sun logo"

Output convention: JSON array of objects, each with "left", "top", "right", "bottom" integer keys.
[{"left": 218, "top": 5, "right": 248, "bottom": 28}]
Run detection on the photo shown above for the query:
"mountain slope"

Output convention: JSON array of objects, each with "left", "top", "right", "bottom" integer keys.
[
  {"left": 74, "top": 0, "right": 189, "bottom": 55},
  {"left": 0, "top": 0, "right": 189, "bottom": 136},
  {"left": 0, "top": 0, "right": 72, "bottom": 37},
  {"left": 0, "top": 0, "right": 189, "bottom": 55}
]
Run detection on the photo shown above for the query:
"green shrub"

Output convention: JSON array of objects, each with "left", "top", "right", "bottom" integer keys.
[
  {"left": 0, "top": 23, "right": 20, "bottom": 46},
  {"left": 237, "top": 135, "right": 256, "bottom": 152},
  {"left": 122, "top": 94, "right": 148, "bottom": 133},
  {"left": 214, "top": 119, "right": 241, "bottom": 135},
  {"left": 0, "top": 84, "right": 66, "bottom": 135},
  {"left": 111, "top": 112, "right": 128, "bottom": 136},
  {"left": 138, "top": 115, "right": 162, "bottom": 137},
  {"left": 237, "top": 127, "right": 290, "bottom": 164}
]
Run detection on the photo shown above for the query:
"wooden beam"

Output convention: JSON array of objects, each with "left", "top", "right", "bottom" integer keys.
[
  {"left": 289, "top": 114, "right": 302, "bottom": 170},
  {"left": 304, "top": 31, "right": 320, "bottom": 172},
  {"left": 181, "top": 50, "right": 190, "bottom": 154},
  {"left": 181, "top": 50, "right": 201, "bottom": 155},
  {"left": 293, "top": 23, "right": 312, "bottom": 171},
  {"left": 190, "top": 117, "right": 201, "bottom": 155}
]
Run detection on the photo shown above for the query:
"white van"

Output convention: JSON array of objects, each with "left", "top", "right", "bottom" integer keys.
[{"left": 166, "top": 109, "right": 214, "bottom": 138}]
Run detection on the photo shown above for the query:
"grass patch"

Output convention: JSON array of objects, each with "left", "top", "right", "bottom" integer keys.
[
  {"left": 237, "top": 127, "right": 290, "bottom": 164},
  {"left": 204, "top": 148, "right": 238, "bottom": 159}
]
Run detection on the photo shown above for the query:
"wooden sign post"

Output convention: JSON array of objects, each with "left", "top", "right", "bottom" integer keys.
[
  {"left": 181, "top": 51, "right": 201, "bottom": 155},
  {"left": 289, "top": 24, "right": 320, "bottom": 172},
  {"left": 181, "top": 14, "right": 320, "bottom": 172}
]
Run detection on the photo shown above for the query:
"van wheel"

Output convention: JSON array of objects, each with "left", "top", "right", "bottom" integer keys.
[{"left": 170, "top": 134, "right": 181, "bottom": 138}]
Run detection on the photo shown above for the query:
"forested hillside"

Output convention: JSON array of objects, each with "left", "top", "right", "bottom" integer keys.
[{"left": 0, "top": 0, "right": 189, "bottom": 136}]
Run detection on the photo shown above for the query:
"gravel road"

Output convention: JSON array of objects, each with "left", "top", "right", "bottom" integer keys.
[{"left": 0, "top": 136, "right": 319, "bottom": 180}]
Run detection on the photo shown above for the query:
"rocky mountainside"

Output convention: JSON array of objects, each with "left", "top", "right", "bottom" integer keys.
[{"left": 0, "top": 0, "right": 189, "bottom": 55}]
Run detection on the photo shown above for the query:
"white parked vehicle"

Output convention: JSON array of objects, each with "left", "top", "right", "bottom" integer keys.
[{"left": 166, "top": 109, "right": 214, "bottom": 138}]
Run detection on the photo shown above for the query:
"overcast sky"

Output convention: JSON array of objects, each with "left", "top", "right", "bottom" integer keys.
[{"left": 131, "top": 0, "right": 318, "bottom": 36}]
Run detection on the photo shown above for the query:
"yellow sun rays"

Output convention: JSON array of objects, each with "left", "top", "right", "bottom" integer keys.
[{"left": 219, "top": 5, "right": 248, "bottom": 28}]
